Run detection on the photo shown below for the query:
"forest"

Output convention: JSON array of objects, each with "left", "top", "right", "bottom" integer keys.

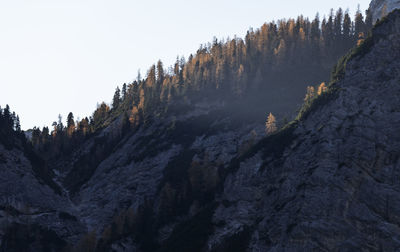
[{"left": 7, "top": 7, "right": 373, "bottom": 155}]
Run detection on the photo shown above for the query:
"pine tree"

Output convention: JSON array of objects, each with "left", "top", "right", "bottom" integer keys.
[
  {"left": 146, "top": 65, "right": 156, "bottom": 88},
  {"left": 3, "top": 105, "right": 11, "bottom": 129},
  {"left": 334, "top": 8, "right": 343, "bottom": 39},
  {"left": 311, "top": 13, "right": 320, "bottom": 41},
  {"left": 354, "top": 6, "right": 365, "bottom": 37},
  {"left": 265, "top": 112, "right": 277, "bottom": 135},
  {"left": 343, "top": 12, "right": 351, "bottom": 41},
  {"left": 156, "top": 60, "right": 164, "bottom": 85},
  {"left": 15, "top": 115, "right": 21, "bottom": 132},
  {"left": 67, "top": 112, "right": 75, "bottom": 137},
  {"left": 122, "top": 83, "right": 127, "bottom": 101},
  {"left": 57, "top": 114, "right": 64, "bottom": 132},
  {"left": 113, "top": 87, "right": 121, "bottom": 109}
]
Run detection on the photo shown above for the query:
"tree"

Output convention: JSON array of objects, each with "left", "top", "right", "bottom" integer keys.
[
  {"left": 67, "top": 112, "right": 75, "bottom": 137},
  {"left": 317, "top": 82, "right": 327, "bottom": 95},
  {"left": 304, "top": 86, "right": 315, "bottom": 103},
  {"left": 15, "top": 115, "right": 21, "bottom": 132},
  {"left": 112, "top": 87, "right": 121, "bottom": 109},
  {"left": 121, "top": 83, "right": 127, "bottom": 101},
  {"left": 265, "top": 112, "right": 277, "bottom": 135},
  {"left": 156, "top": 60, "right": 164, "bottom": 85},
  {"left": 31, "top": 127, "right": 41, "bottom": 146},
  {"left": 80, "top": 117, "right": 90, "bottom": 136},
  {"left": 354, "top": 6, "right": 365, "bottom": 37},
  {"left": 146, "top": 64, "right": 156, "bottom": 88},
  {"left": 342, "top": 11, "right": 351, "bottom": 41},
  {"left": 334, "top": 8, "right": 343, "bottom": 39},
  {"left": 3, "top": 105, "right": 11, "bottom": 128},
  {"left": 311, "top": 13, "right": 320, "bottom": 41},
  {"left": 42, "top": 126, "right": 50, "bottom": 144},
  {"left": 57, "top": 114, "right": 64, "bottom": 132},
  {"left": 52, "top": 121, "right": 58, "bottom": 138},
  {"left": 93, "top": 102, "right": 110, "bottom": 126}
]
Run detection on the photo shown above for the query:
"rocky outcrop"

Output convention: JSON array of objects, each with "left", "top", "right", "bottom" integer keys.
[
  {"left": 370, "top": 0, "right": 400, "bottom": 23},
  {"left": 0, "top": 144, "right": 86, "bottom": 247}
]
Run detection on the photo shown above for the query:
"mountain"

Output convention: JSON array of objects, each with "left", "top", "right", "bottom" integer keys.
[
  {"left": 1, "top": 6, "right": 400, "bottom": 252},
  {"left": 213, "top": 10, "right": 400, "bottom": 250},
  {"left": 370, "top": 0, "right": 400, "bottom": 23}
]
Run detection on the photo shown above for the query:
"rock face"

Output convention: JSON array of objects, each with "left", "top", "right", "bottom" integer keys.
[
  {"left": 1, "top": 8, "right": 400, "bottom": 252},
  {"left": 370, "top": 0, "right": 400, "bottom": 23},
  {"left": 211, "top": 10, "right": 400, "bottom": 251},
  {"left": 0, "top": 144, "right": 86, "bottom": 249}
]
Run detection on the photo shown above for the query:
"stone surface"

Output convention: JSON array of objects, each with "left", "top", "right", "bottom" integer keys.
[
  {"left": 370, "top": 0, "right": 400, "bottom": 23},
  {"left": 209, "top": 10, "right": 400, "bottom": 251}
]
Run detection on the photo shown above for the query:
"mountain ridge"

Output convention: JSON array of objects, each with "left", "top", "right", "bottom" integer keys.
[{"left": 0, "top": 6, "right": 399, "bottom": 252}]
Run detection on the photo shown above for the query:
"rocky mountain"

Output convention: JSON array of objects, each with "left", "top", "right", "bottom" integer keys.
[
  {"left": 370, "top": 0, "right": 400, "bottom": 23},
  {"left": 211, "top": 10, "right": 400, "bottom": 250},
  {"left": 1, "top": 7, "right": 400, "bottom": 252}
]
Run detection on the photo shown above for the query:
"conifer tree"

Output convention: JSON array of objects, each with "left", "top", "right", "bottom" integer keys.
[
  {"left": 311, "top": 14, "right": 320, "bottom": 41},
  {"left": 15, "top": 115, "right": 21, "bottom": 132},
  {"left": 67, "top": 112, "right": 75, "bottom": 137},
  {"left": 52, "top": 121, "right": 58, "bottom": 137},
  {"left": 265, "top": 113, "right": 277, "bottom": 135},
  {"left": 157, "top": 60, "right": 164, "bottom": 85},
  {"left": 57, "top": 114, "right": 64, "bottom": 132},
  {"left": 147, "top": 65, "right": 156, "bottom": 88},
  {"left": 113, "top": 87, "right": 121, "bottom": 109},
  {"left": 317, "top": 82, "right": 327, "bottom": 95},
  {"left": 355, "top": 7, "right": 365, "bottom": 37},
  {"left": 343, "top": 11, "right": 351, "bottom": 40},
  {"left": 304, "top": 86, "right": 315, "bottom": 103},
  {"left": 122, "top": 83, "right": 127, "bottom": 101}
]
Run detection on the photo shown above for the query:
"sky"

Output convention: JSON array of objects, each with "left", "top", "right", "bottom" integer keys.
[{"left": 0, "top": 0, "right": 371, "bottom": 130}]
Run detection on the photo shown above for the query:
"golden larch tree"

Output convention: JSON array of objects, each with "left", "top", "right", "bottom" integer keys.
[
  {"left": 317, "top": 82, "right": 327, "bottom": 95},
  {"left": 265, "top": 112, "right": 277, "bottom": 135}
]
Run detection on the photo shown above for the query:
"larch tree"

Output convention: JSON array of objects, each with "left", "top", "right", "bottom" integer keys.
[
  {"left": 317, "top": 82, "right": 327, "bottom": 95},
  {"left": 265, "top": 112, "right": 277, "bottom": 135}
]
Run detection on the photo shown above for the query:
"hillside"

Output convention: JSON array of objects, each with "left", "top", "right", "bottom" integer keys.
[{"left": 1, "top": 6, "right": 400, "bottom": 252}]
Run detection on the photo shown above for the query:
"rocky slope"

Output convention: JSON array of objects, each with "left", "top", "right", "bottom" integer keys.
[
  {"left": 210, "top": 10, "right": 400, "bottom": 251},
  {"left": 370, "top": 0, "right": 400, "bottom": 23},
  {"left": 1, "top": 8, "right": 400, "bottom": 252}
]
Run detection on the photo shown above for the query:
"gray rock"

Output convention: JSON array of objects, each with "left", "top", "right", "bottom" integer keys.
[
  {"left": 370, "top": 0, "right": 400, "bottom": 23},
  {"left": 210, "top": 9, "right": 400, "bottom": 251}
]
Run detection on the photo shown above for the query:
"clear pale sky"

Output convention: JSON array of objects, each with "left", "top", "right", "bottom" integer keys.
[{"left": 0, "top": 0, "right": 371, "bottom": 130}]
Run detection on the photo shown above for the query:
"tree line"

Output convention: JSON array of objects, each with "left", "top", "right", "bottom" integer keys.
[
  {"left": 0, "top": 105, "right": 23, "bottom": 149},
  {"left": 28, "top": 7, "right": 373, "bottom": 151}
]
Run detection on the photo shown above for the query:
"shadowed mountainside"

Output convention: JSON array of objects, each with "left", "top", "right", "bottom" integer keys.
[{"left": 1, "top": 7, "right": 400, "bottom": 252}]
